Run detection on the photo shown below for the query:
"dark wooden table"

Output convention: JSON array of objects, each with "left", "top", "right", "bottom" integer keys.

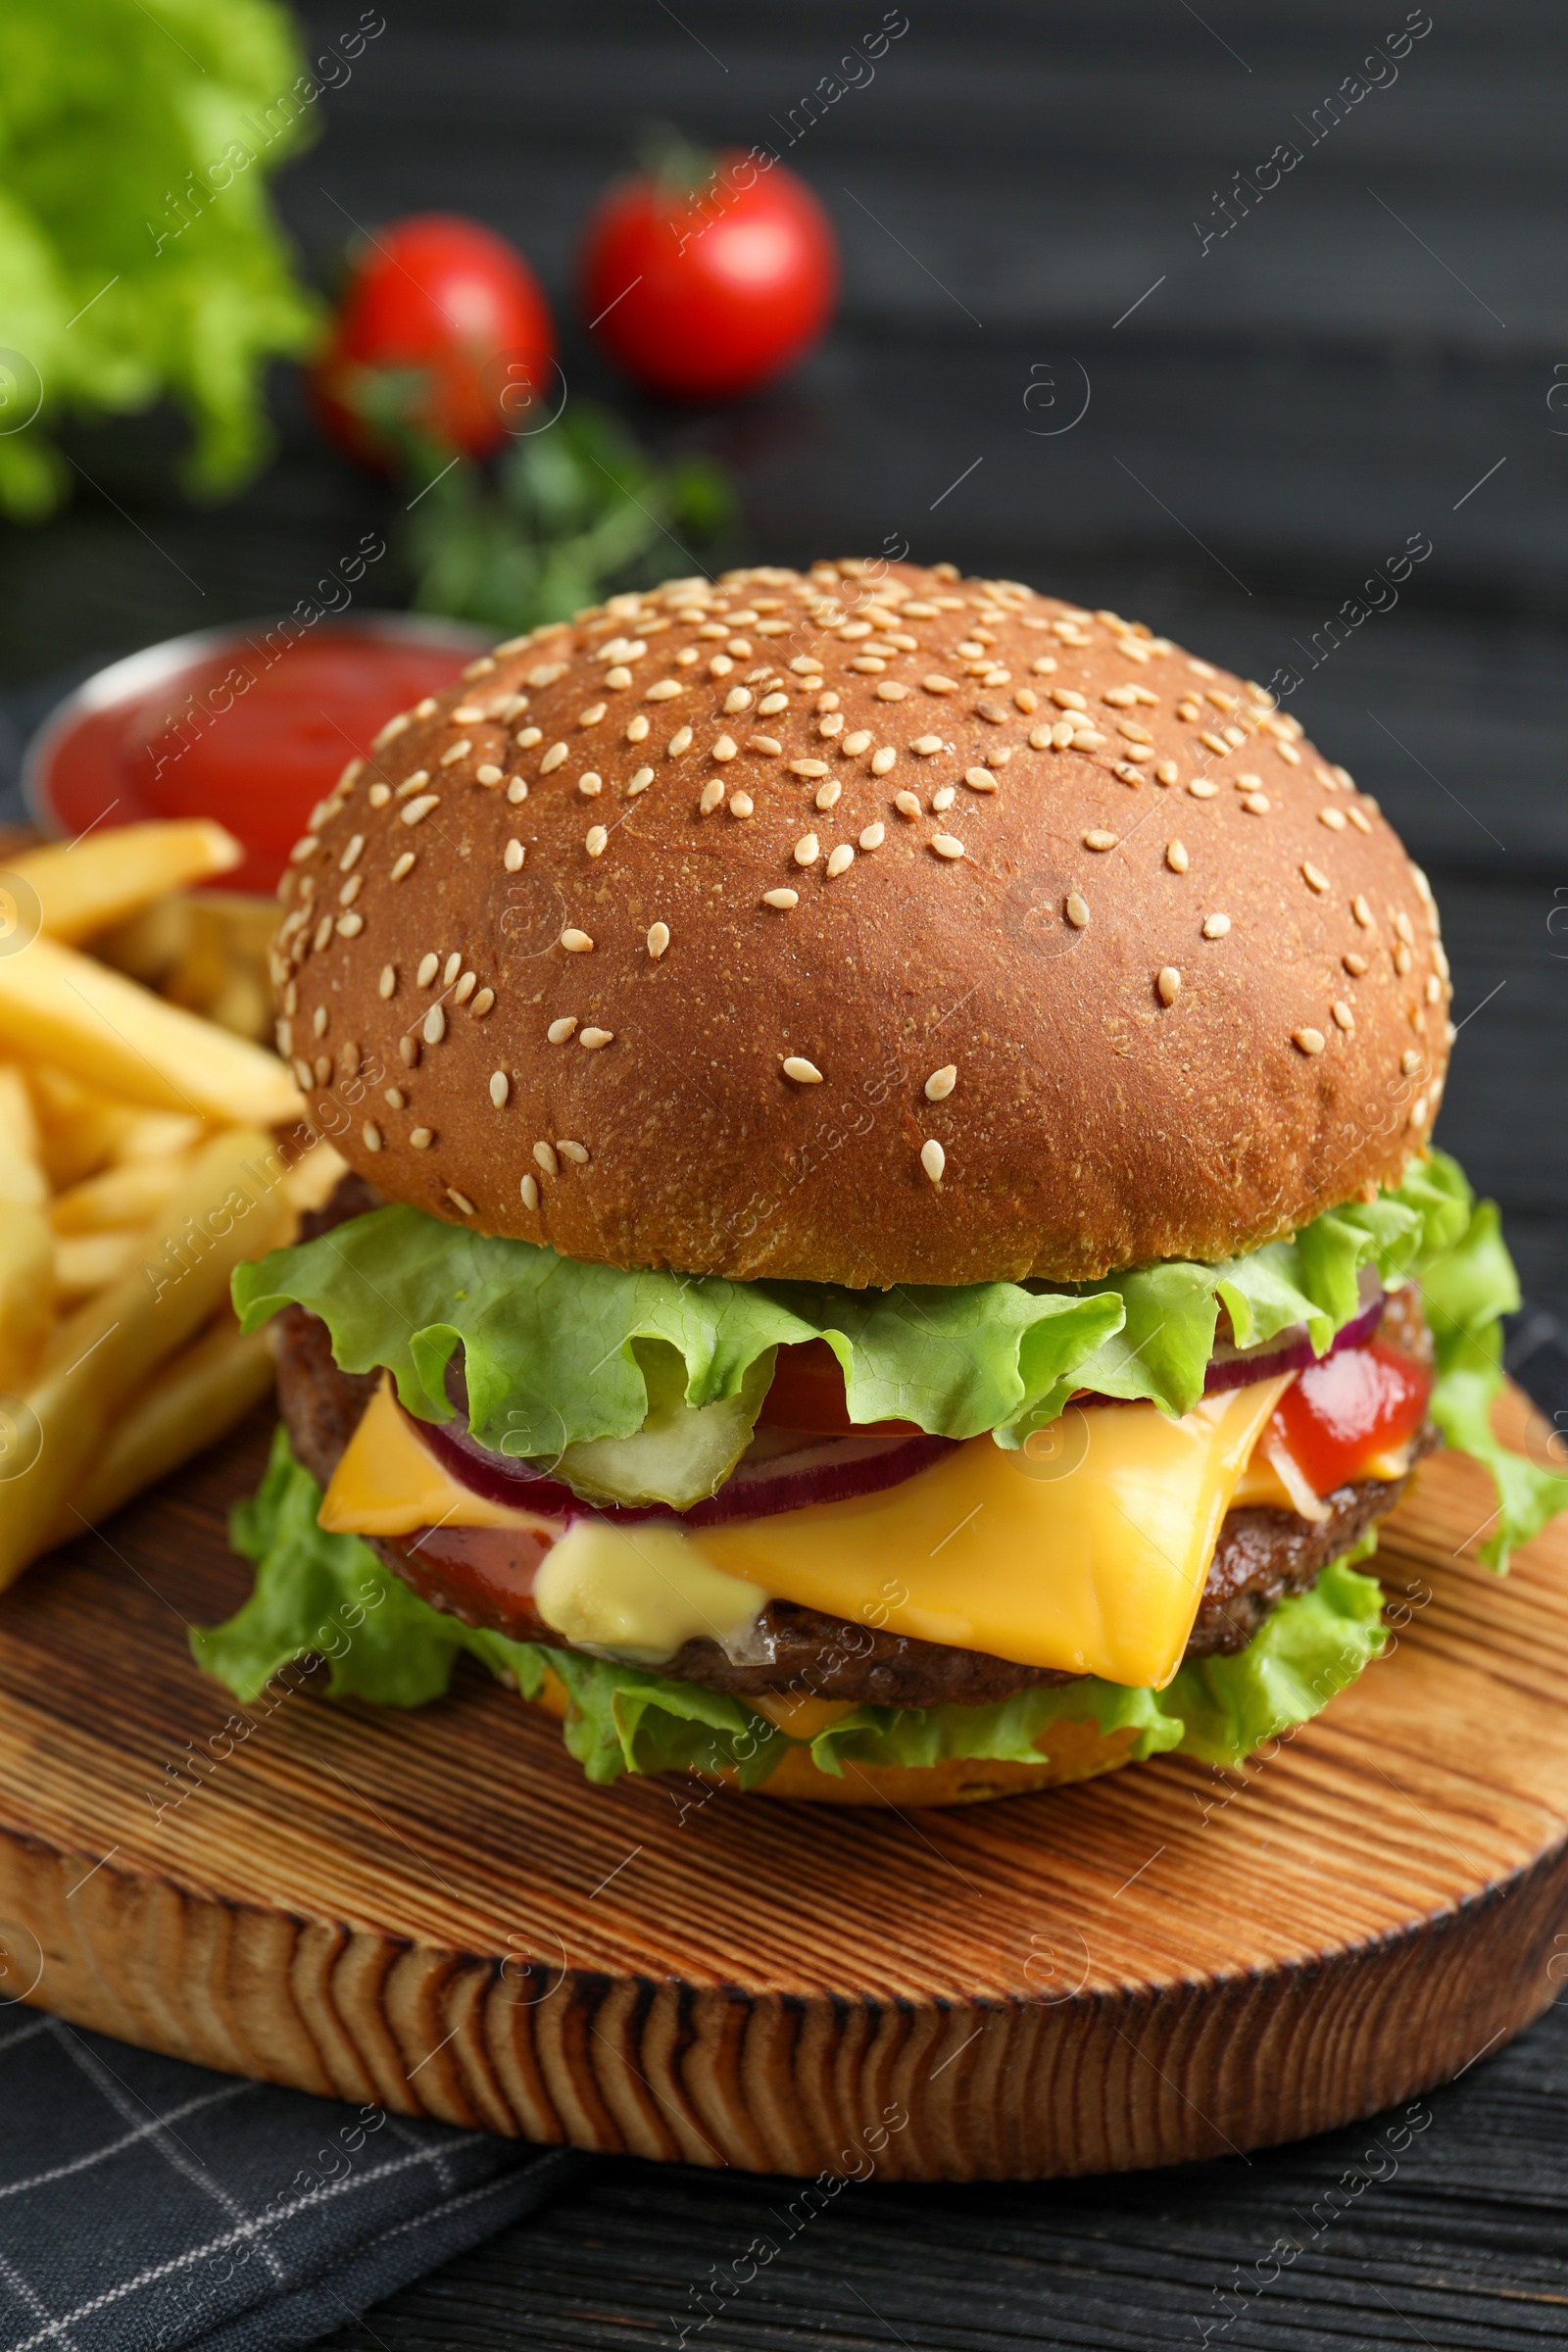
[{"left": 3, "top": 4, "right": 1566, "bottom": 2340}]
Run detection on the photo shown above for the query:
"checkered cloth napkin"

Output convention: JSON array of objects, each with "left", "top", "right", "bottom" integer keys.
[{"left": 0, "top": 2010, "right": 587, "bottom": 2352}]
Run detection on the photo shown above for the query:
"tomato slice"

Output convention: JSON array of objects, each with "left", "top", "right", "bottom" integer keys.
[
  {"left": 1270, "top": 1340, "right": 1432, "bottom": 1496},
  {"left": 758, "top": 1340, "right": 919, "bottom": 1436}
]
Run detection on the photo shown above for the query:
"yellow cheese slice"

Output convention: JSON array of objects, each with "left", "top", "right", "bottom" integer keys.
[
  {"left": 318, "top": 1374, "right": 1291, "bottom": 1690},
  {"left": 695, "top": 1379, "right": 1290, "bottom": 1689}
]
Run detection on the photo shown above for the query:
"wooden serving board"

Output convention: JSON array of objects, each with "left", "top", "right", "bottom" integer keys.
[{"left": 2, "top": 1393, "right": 1566, "bottom": 2182}]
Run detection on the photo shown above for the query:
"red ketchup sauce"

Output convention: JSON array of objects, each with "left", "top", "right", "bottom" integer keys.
[{"left": 28, "top": 616, "right": 486, "bottom": 894}]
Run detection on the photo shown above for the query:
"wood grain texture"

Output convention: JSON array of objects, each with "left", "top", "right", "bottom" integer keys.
[{"left": 2, "top": 1389, "right": 1566, "bottom": 2181}]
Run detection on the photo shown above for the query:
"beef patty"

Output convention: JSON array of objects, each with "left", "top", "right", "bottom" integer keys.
[{"left": 269, "top": 1176, "right": 1435, "bottom": 1710}]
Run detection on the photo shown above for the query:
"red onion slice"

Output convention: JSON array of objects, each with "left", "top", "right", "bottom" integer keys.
[{"left": 411, "top": 1400, "right": 956, "bottom": 1528}]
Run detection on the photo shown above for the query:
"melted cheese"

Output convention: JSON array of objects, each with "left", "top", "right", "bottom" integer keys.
[{"left": 318, "top": 1375, "right": 1291, "bottom": 1689}]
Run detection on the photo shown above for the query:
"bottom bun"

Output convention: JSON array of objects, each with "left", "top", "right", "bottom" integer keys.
[{"left": 527, "top": 1668, "right": 1142, "bottom": 1807}]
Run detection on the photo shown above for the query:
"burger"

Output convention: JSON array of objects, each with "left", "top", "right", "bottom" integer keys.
[{"left": 197, "top": 561, "right": 1561, "bottom": 1805}]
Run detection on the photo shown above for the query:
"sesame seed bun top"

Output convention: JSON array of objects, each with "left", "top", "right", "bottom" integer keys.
[{"left": 271, "top": 560, "right": 1451, "bottom": 1290}]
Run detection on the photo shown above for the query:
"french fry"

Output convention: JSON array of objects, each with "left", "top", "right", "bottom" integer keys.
[
  {"left": 24, "top": 1065, "right": 134, "bottom": 1187},
  {"left": 282, "top": 1140, "right": 350, "bottom": 1225},
  {"left": 0, "top": 1206, "right": 54, "bottom": 1393},
  {"left": 0, "top": 1125, "right": 292, "bottom": 1592},
  {"left": 11, "top": 820, "right": 242, "bottom": 945},
  {"left": 46, "top": 1313, "right": 273, "bottom": 1544},
  {"left": 54, "top": 1229, "right": 143, "bottom": 1301},
  {"left": 109, "top": 1107, "right": 208, "bottom": 1165},
  {"left": 0, "top": 1064, "right": 48, "bottom": 1207},
  {"left": 50, "top": 1154, "right": 191, "bottom": 1235},
  {"left": 0, "top": 932, "right": 302, "bottom": 1125}
]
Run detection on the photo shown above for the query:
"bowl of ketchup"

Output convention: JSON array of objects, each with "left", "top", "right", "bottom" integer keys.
[{"left": 23, "top": 611, "right": 492, "bottom": 895}]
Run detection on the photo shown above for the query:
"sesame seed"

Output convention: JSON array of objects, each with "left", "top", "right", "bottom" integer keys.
[
  {"left": 572, "top": 773, "right": 601, "bottom": 801},
  {"left": 1332, "top": 1002, "right": 1355, "bottom": 1031},
  {"left": 1426, "top": 973, "right": 1444, "bottom": 1004},
  {"left": 1352, "top": 895, "right": 1374, "bottom": 928},
  {"left": 558, "top": 1140, "right": 589, "bottom": 1164},
  {"left": 911, "top": 734, "right": 945, "bottom": 757},
  {"left": 1301, "top": 861, "right": 1329, "bottom": 892},
  {"left": 368, "top": 783, "right": 390, "bottom": 808},
  {"left": 312, "top": 1004, "right": 328, "bottom": 1039},
  {"left": 931, "top": 834, "right": 965, "bottom": 859},
  {"left": 667, "top": 725, "right": 694, "bottom": 756},
  {"left": 924, "top": 1064, "right": 956, "bottom": 1102},
  {"left": 920, "top": 1138, "right": 946, "bottom": 1185},
  {"left": 417, "top": 953, "right": 439, "bottom": 986},
  {"left": 1156, "top": 966, "right": 1181, "bottom": 1005},
  {"left": 562, "top": 928, "right": 594, "bottom": 953},
  {"left": 446, "top": 1187, "right": 476, "bottom": 1215},
  {"left": 410, "top": 1127, "right": 434, "bottom": 1150},
  {"left": 1409, "top": 1095, "right": 1428, "bottom": 1127},
  {"left": 1318, "top": 807, "right": 1348, "bottom": 831},
  {"left": 647, "top": 921, "right": 670, "bottom": 958},
  {"left": 443, "top": 952, "right": 462, "bottom": 985},
  {"left": 606, "top": 667, "right": 632, "bottom": 690},
  {"left": 505, "top": 839, "right": 525, "bottom": 871},
  {"left": 747, "top": 734, "right": 783, "bottom": 757},
  {"left": 1201, "top": 912, "right": 1231, "bottom": 939},
  {"left": 384, "top": 1086, "right": 405, "bottom": 1109},
  {"left": 1064, "top": 892, "right": 1091, "bottom": 929},
  {"left": 339, "top": 834, "right": 365, "bottom": 871},
  {"left": 1200, "top": 731, "right": 1231, "bottom": 758},
  {"left": 1294, "top": 1027, "right": 1326, "bottom": 1055},
  {"left": 440, "top": 740, "right": 471, "bottom": 767},
  {"left": 401, "top": 795, "right": 440, "bottom": 826},
  {"left": 423, "top": 1005, "right": 446, "bottom": 1046},
  {"left": 586, "top": 824, "right": 609, "bottom": 856},
  {"left": 378, "top": 964, "right": 396, "bottom": 999},
  {"left": 1241, "top": 792, "right": 1270, "bottom": 814},
  {"left": 1015, "top": 688, "right": 1038, "bottom": 713},
  {"left": 1154, "top": 760, "right": 1178, "bottom": 787},
  {"left": 728, "top": 792, "right": 755, "bottom": 819},
  {"left": 794, "top": 832, "right": 820, "bottom": 865},
  {"left": 471, "top": 988, "right": 495, "bottom": 1016},
  {"left": 507, "top": 778, "right": 528, "bottom": 803},
  {"left": 476, "top": 763, "right": 504, "bottom": 787},
  {"left": 534, "top": 1141, "right": 559, "bottom": 1176},
  {"left": 629, "top": 765, "right": 655, "bottom": 794},
  {"left": 762, "top": 888, "right": 799, "bottom": 909},
  {"left": 515, "top": 727, "right": 542, "bottom": 750},
  {"left": 844, "top": 730, "right": 872, "bottom": 755},
  {"left": 783, "top": 1055, "right": 823, "bottom": 1084},
  {"left": 963, "top": 766, "right": 997, "bottom": 793},
  {"left": 454, "top": 971, "right": 476, "bottom": 1004},
  {"left": 579, "top": 703, "right": 607, "bottom": 727},
  {"left": 859, "top": 821, "right": 886, "bottom": 851},
  {"left": 815, "top": 778, "right": 843, "bottom": 810},
  {"left": 1187, "top": 779, "right": 1219, "bottom": 799},
  {"left": 700, "top": 780, "right": 726, "bottom": 814},
  {"left": 871, "top": 747, "right": 898, "bottom": 775},
  {"left": 362, "top": 1121, "right": 383, "bottom": 1152},
  {"left": 1395, "top": 942, "right": 1413, "bottom": 974},
  {"left": 548, "top": 1017, "right": 578, "bottom": 1044},
  {"left": 416, "top": 698, "right": 439, "bottom": 718},
  {"left": 790, "top": 759, "right": 829, "bottom": 778},
  {"left": 520, "top": 1173, "right": 540, "bottom": 1210},
  {"left": 646, "top": 680, "right": 682, "bottom": 701},
  {"left": 818, "top": 712, "right": 844, "bottom": 738},
  {"left": 712, "top": 734, "right": 739, "bottom": 762},
  {"left": 1395, "top": 909, "right": 1416, "bottom": 945},
  {"left": 758, "top": 692, "right": 789, "bottom": 715},
  {"left": 580, "top": 1026, "right": 613, "bottom": 1050},
  {"left": 1348, "top": 806, "right": 1374, "bottom": 834},
  {"left": 923, "top": 673, "right": 957, "bottom": 695},
  {"left": 892, "top": 791, "right": 919, "bottom": 819},
  {"left": 1083, "top": 829, "right": 1118, "bottom": 852},
  {"left": 723, "top": 689, "right": 753, "bottom": 715},
  {"left": 1165, "top": 840, "right": 1190, "bottom": 873},
  {"left": 1051, "top": 688, "right": 1087, "bottom": 712},
  {"left": 311, "top": 914, "right": 332, "bottom": 952},
  {"left": 875, "top": 681, "right": 909, "bottom": 701},
  {"left": 398, "top": 1035, "right": 418, "bottom": 1066},
  {"left": 335, "top": 911, "right": 364, "bottom": 937},
  {"left": 626, "top": 714, "right": 650, "bottom": 742},
  {"left": 826, "top": 843, "right": 855, "bottom": 878},
  {"left": 540, "top": 743, "right": 568, "bottom": 773},
  {"left": 932, "top": 785, "right": 956, "bottom": 811},
  {"left": 490, "top": 1071, "right": 510, "bottom": 1107},
  {"left": 1344, "top": 952, "right": 1370, "bottom": 976}
]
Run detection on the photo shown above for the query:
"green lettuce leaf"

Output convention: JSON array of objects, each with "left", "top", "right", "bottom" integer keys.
[
  {"left": 195, "top": 1433, "right": 1394, "bottom": 1787},
  {"left": 1417, "top": 1182, "right": 1568, "bottom": 1569}
]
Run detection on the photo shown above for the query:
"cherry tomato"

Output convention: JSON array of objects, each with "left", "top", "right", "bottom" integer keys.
[
  {"left": 759, "top": 1341, "right": 918, "bottom": 1436},
  {"left": 1270, "top": 1341, "right": 1433, "bottom": 1495},
  {"left": 580, "top": 152, "right": 837, "bottom": 399},
  {"left": 312, "top": 214, "right": 556, "bottom": 466}
]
